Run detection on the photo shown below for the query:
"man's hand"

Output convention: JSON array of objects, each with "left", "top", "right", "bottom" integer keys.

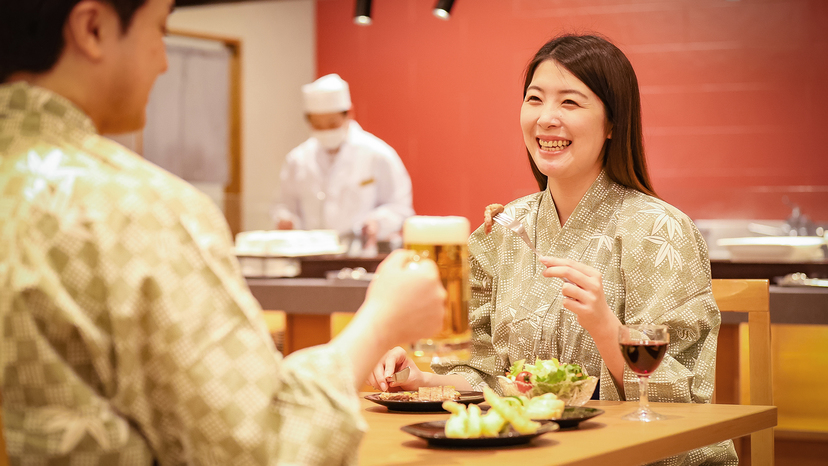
[{"left": 362, "top": 250, "right": 446, "bottom": 345}]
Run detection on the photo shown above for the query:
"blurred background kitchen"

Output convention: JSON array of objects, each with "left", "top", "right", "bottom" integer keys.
[{"left": 106, "top": 1, "right": 827, "bottom": 464}]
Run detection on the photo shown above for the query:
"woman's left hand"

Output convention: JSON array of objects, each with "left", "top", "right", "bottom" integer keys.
[{"left": 539, "top": 257, "right": 617, "bottom": 333}]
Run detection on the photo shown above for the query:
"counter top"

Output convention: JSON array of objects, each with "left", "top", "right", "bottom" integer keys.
[
  {"left": 247, "top": 277, "right": 828, "bottom": 325},
  {"left": 252, "top": 254, "right": 828, "bottom": 281},
  {"left": 720, "top": 284, "right": 827, "bottom": 325},
  {"left": 711, "top": 259, "right": 828, "bottom": 281},
  {"left": 247, "top": 277, "right": 370, "bottom": 314}
]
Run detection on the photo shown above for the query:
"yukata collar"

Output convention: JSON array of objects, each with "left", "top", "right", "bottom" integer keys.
[
  {"left": 539, "top": 170, "right": 617, "bottom": 236},
  {"left": 0, "top": 81, "right": 98, "bottom": 138}
]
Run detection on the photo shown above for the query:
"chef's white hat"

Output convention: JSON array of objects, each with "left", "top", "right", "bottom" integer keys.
[{"left": 302, "top": 74, "right": 352, "bottom": 114}]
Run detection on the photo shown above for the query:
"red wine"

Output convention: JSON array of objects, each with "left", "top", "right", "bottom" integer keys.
[{"left": 620, "top": 341, "right": 667, "bottom": 375}]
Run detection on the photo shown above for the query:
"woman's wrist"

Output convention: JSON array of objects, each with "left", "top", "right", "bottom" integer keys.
[{"left": 591, "top": 316, "right": 625, "bottom": 384}]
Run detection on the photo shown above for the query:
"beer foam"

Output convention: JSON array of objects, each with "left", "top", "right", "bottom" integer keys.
[{"left": 403, "top": 216, "right": 470, "bottom": 245}]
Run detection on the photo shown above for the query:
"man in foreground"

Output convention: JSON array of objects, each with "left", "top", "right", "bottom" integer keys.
[{"left": 0, "top": 1, "right": 445, "bottom": 464}]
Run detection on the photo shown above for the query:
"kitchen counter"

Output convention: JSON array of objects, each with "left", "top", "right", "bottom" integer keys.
[
  {"left": 246, "top": 256, "right": 828, "bottom": 355},
  {"left": 248, "top": 278, "right": 828, "bottom": 326},
  {"left": 247, "top": 277, "right": 369, "bottom": 315},
  {"left": 711, "top": 259, "right": 828, "bottom": 280},
  {"left": 720, "top": 285, "right": 828, "bottom": 325}
]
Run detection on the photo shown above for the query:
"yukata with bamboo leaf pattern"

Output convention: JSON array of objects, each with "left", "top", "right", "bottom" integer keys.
[{"left": 434, "top": 171, "right": 738, "bottom": 465}]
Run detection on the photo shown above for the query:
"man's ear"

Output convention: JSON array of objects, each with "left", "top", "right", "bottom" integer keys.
[{"left": 64, "top": 1, "right": 118, "bottom": 62}]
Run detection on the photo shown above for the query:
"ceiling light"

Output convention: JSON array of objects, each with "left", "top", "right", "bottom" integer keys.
[
  {"left": 354, "top": 0, "right": 373, "bottom": 26},
  {"left": 433, "top": 0, "right": 455, "bottom": 20}
]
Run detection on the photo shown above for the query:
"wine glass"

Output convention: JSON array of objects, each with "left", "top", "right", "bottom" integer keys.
[{"left": 618, "top": 324, "right": 670, "bottom": 422}]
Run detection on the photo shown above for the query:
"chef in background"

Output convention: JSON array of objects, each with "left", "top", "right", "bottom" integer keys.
[{"left": 272, "top": 74, "right": 414, "bottom": 253}]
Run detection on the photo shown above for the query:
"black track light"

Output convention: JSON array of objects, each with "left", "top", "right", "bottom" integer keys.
[
  {"left": 433, "top": 0, "right": 455, "bottom": 20},
  {"left": 354, "top": 0, "right": 373, "bottom": 26}
]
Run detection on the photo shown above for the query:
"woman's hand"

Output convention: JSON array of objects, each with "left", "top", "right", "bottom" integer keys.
[
  {"left": 539, "top": 257, "right": 618, "bottom": 334},
  {"left": 483, "top": 203, "right": 504, "bottom": 235},
  {"left": 540, "top": 256, "right": 625, "bottom": 384},
  {"left": 366, "top": 346, "right": 427, "bottom": 392}
]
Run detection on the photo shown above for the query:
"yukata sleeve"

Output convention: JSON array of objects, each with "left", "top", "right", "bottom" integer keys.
[
  {"left": 110, "top": 194, "right": 366, "bottom": 466},
  {"left": 606, "top": 204, "right": 720, "bottom": 405},
  {"left": 432, "top": 227, "right": 501, "bottom": 391}
]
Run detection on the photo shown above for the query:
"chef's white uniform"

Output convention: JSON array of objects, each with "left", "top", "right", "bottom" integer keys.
[{"left": 272, "top": 121, "right": 414, "bottom": 240}]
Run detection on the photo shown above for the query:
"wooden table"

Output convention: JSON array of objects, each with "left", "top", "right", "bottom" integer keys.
[{"left": 358, "top": 397, "right": 776, "bottom": 466}]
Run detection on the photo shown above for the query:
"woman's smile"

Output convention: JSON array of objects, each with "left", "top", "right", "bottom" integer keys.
[
  {"left": 521, "top": 60, "right": 609, "bottom": 183},
  {"left": 537, "top": 137, "right": 572, "bottom": 154}
]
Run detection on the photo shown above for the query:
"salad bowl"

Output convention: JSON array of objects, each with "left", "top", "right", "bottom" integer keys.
[{"left": 497, "top": 358, "right": 598, "bottom": 407}]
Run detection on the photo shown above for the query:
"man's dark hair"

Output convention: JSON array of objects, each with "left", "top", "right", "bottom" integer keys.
[{"left": 0, "top": 0, "right": 150, "bottom": 82}]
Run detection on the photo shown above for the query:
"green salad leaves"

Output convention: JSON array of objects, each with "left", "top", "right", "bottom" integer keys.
[{"left": 506, "top": 358, "right": 590, "bottom": 399}]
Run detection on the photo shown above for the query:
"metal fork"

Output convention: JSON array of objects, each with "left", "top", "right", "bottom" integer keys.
[{"left": 493, "top": 212, "right": 541, "bottom": 257}]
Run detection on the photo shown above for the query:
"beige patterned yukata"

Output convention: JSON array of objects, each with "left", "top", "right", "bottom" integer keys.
[
  {"left": 434, "top": 171, "right": 737, "bottom": 465},
  {"left": 0, "top": 83, "right": 365, "bottom": 465}
]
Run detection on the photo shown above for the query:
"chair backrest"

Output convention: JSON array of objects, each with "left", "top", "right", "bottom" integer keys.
[
  {"left": 711, "top": 279, "right": 774, "bottom": 465},
  {"left": 0, "top": 390, "right": 8, "bottom": 466}
]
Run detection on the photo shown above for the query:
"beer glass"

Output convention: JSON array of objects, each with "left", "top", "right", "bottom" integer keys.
[{"left": 403, "top": 216, "right": 471, "bottom": 364}]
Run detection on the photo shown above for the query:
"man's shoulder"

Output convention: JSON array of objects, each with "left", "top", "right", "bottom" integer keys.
[
  {"left": 285, "top": 137, "right": 317, "bottom": 161},
  {"left": 349, "top": 124, "right": 398, "bottom": 157},
  {"left": 3, "top": 134, "right": 206, "bottom": 217}
]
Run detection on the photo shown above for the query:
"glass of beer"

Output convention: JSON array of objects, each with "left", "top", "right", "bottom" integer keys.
[{"left": 403, "top": 216, "right": 471, "bottom": 364}]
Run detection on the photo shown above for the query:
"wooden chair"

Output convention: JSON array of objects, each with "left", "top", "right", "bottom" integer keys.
[
  {"left": 712, "top": 279, "right": 774, "bottom": 466},
  {"left": 1, "top": 391, "right": 8, "bottom": 466}
]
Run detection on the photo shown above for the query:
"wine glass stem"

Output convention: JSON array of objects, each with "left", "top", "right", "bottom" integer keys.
[{"left": 638, "top": 375, "right": 650, "bottom": 412}]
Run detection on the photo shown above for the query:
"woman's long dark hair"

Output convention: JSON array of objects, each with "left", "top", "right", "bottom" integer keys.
[{"left": 523, "top": 34, "right": 656, "bottom": 197}]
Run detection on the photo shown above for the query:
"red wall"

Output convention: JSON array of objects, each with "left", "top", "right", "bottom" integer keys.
[{"left": 316, "top": 0, "right": 828, "bottom": 226}]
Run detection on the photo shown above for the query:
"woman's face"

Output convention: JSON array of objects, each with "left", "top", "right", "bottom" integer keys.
[{"left": 521, "top": 60, "right": 610, "bottom": 186}]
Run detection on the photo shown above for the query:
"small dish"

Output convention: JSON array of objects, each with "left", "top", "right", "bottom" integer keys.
[
  {"left": 364, "top": 391, "right": 484, "bottom": 413},
  {"left": 545, "top": 406, "right": 604, "bottom": 429},
  {"left": 400, "top": 420, "right": 559, "bottom": 447}
]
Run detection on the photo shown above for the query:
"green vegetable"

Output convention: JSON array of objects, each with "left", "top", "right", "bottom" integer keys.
[{"left": 506, "top": 357, "right": 590, "bottom": 398}]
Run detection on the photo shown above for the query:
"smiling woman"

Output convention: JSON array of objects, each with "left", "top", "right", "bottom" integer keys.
[{"left": 368, "top": 34, "right": 740, "bottom": 466}]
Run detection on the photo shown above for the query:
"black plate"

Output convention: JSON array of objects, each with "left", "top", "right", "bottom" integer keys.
[
  {"left": 401, "top": 420, "right": 559, "bottom": 447},
  {"left": 546, "top": 406, "right": 604, "bottom": 428},
  {"left": 364, "top": 391, "right": 484, "bottom": 412}
]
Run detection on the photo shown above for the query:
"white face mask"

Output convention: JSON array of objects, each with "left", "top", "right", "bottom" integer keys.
[{"left": 311, "top": 124, "right": 349, "bottom": 151}]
